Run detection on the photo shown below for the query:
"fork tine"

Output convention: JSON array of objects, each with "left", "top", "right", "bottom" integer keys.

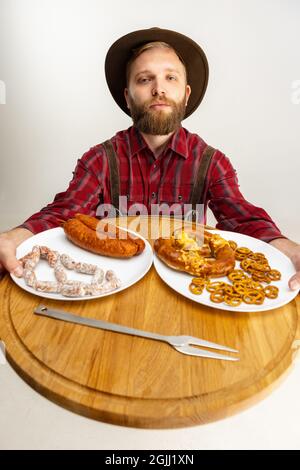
[
  {"left": 186, "top": 336, "right": 238, "bottom": 353},
  {"left": 174, "top": 345, "right": 239, "bottom": 361}
]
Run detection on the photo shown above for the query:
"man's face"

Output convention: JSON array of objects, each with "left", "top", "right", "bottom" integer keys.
[{"left": 124, "top": 48, "right": 191, "bottom": 135}]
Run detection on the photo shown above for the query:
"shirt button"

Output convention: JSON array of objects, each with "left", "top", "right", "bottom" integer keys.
[
  {"left": 151, "top": 192, "right": 156, "bottom": 199},
  {"left": 178, "top": 195, "right": 182, "bottom": 201}
]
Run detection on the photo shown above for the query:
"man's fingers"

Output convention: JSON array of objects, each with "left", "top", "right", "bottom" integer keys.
[
  {"left": 0, "top": 264, "right": 6, "bottom": 280},
  {"left": 289, "top": 273, "right": 300, "bottom": 291},
  {"left": 9, "top": 262, "right": 23, "bottom": 277},
  {"left": 0, "top": 254, "right": 23, "bottom": 277}
]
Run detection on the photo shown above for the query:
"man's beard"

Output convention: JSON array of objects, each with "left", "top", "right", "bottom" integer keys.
[{"left": 128, "top": 94, "right": 187, "bottom": 135}]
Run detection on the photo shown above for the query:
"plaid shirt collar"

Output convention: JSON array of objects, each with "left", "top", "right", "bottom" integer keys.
[{"left": 128, "top": 125, "right": 189, "bottom": 159}]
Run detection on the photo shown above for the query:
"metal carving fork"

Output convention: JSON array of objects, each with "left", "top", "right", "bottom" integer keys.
[{"left": 34, "top": 305, "right": 239, "bottom": 361}]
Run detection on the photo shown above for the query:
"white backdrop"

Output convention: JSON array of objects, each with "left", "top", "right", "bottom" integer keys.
[{"left": 0, "top": 0, "right": 299, "bottom": 240}]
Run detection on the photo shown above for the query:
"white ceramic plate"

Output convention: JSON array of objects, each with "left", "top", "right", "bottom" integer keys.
[
  {"left": 11, "top": 227, "right": 153, "bottom": 301},
  {"left": 154, "top": 229, "right": 299, "bottom": 312}
]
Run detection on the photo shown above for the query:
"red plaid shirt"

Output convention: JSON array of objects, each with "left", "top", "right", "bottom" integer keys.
[{"left": 17, "top": 125, "right": 286, "bottom": 242}]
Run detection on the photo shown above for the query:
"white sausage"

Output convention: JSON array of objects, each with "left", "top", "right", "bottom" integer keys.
[{"left": 20, "top": 245, "right": 121, "bottom": 298}]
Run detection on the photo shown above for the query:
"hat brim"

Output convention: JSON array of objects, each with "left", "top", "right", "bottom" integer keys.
[{"left": 105, "top": 27, "right": 209, "bottom": 119}]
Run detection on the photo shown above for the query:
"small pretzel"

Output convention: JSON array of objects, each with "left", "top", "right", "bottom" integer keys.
[
  {"left": 248, "top": 252, "right": 267, "bottom": 262},
  {"left": 243, "top": 290, "right": 265, "bottom": 305},
  {"left": 249, "top": 270, "right": 266, "bottom": 279},
  {"left": 224, "top": 295, "right": 242, "bottom": 307},
  {"left": 228, "top": 270, "right": 247, "bottom": 282},
  {"left": 264, "top": 285, "right": 279, "bottom": 299},
  {"left": 240, "top": 259, "right": 255, "bottom": 271},
  {"left": 232, "top": 281, "right": 249, "bottom": 295},
  {"left": 267, "top": 269, "right": 281, "bottom": 281},
  {"left": 189, "top": 284, "right": 204, "bottom": 295},
  {"left": 251, "top": 273, "right": 271, "bottom": 284},
  {"left": 236, "top": 247, "right": 252, "bottom": 255},
  {"left": 251, "top": 261, "right": 270, "bottom": 272},
  {"left": 210, "top": 290, "right": 225, "bottom": 303},
  {"left": 191, "top": 277, "right": 207, "bottom": 287},
  {"left": 206, "top": 281, "right": 227, "bottom": 292},
  {"left": 248, "top": 280, "right": 265, "bottom": 291},
  {"left": 228, "top": 240, "right": 238, "bottom": 250},
  {"left": 235, "top": 252, "right": 249, "bottom": 261},
  {"left": 224, "top": 285, "right": 236, "bottom": 296}
]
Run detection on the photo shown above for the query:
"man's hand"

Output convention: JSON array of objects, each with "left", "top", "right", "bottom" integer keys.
[
  {"left": 289, "top": 248, "right": 300, "bottom": 290},
  {"left": 0, "top": 228, "right": 33, "bottom": 280},
  {"left": 269, "top": 238, "right": 300, "bottom": 291}
]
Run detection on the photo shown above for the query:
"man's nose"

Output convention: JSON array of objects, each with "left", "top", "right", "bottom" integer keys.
[{"left": 151, "top": 80, "right": 166, "bottom": 96}]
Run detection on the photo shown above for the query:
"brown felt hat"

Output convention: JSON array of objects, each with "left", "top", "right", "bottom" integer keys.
[{"left": 105, "top": 27, "right": 209, "bottom": 119}]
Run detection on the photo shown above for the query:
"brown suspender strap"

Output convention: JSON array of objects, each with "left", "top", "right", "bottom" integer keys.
[
  {"left": 189, "top": 145, "right": 215, "bottom": 221},
  {"left": 102, "top": 139, "right": 214, "bottom": 219},
  {"left": 102, "top": 139, "right": 120, "bottom": 211}
]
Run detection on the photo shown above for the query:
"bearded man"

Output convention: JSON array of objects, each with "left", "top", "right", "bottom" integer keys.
[{"left": 0, "top": 27, "right": 299, "bottom": 291}]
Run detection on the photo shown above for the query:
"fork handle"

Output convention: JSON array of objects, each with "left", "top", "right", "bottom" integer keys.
[{"left": 34, "top": 305, "right": 169, "bottom": 343}]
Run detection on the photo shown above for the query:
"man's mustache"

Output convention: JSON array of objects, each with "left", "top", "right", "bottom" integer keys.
[{"left": 147, "top": 98, "right": 174, "bottom": 108}]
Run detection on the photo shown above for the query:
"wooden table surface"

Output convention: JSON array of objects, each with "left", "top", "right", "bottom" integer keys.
[{"left": 0, "top": 216, "right": 299, "bottom": 428}]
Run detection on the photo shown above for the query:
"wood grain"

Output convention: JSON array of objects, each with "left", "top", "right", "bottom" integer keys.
[{"left": 0, "top": 216, "right": 299, "bottom": 428}]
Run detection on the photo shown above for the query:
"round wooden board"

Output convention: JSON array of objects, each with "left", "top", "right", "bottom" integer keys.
[{"left": 0, "top": 216, "right": 300, "bottom": 428}]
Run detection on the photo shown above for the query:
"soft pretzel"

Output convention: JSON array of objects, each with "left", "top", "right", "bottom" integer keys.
[
  {"left": 63, "top": 214, "right": 145, "bottom": 258},
  {"left": 154, "top": 228, "right": 236, "bottom": 278}
]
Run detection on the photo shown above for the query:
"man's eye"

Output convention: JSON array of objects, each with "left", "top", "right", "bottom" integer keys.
[
  {"left": 138, "top": 77, "right": 151, "bottom": 83},
  {"left": 168, "top": 76, "right": 177, "bottom": 81}
]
